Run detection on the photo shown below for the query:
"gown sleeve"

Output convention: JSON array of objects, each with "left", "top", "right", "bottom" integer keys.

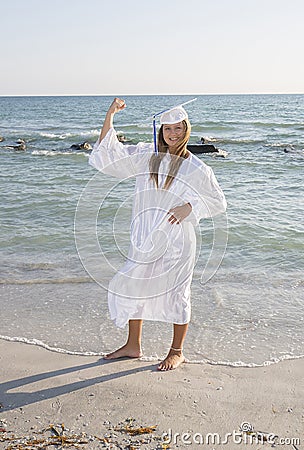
[
  {"left": 183, "top": 163, "right": 227, "bottom": 225},
  {"left": 89, "top": 127, "right": 152, "bottom": 179}
]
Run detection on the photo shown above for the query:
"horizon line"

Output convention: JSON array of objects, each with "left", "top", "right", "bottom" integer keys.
[{"left": 0, "top": 91, "right": 303, "bottom": 98}]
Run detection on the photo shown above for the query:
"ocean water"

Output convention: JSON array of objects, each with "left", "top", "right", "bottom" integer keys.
[{"left": 0, "top": 94, "right": 303, "bottom": 367}]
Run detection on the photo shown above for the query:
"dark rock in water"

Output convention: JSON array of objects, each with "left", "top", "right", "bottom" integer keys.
[
  {"left": 283, "top": 147, "right": 304, "bottom": 156},
  {"left": 117, "top": 133, "right": 127, "bottom": 143},
  {"left": 3, "top": 139, "right": 27, "bottom": 151},
  {"left": 117, "top": 133, "right": 133, "bottom": 143},
  {"left": 70, "top": 142, "right": 92, "bottom": 151},
  {"left": 187, "top": 144, "right": 228, "bottom": 158},
  {"left": 198, "top": 136, "right": 217, "bottom": 145},
  {"left": 14, "top": 139, "right": 26, "bottom": 150},
  {"left": 13, "top": 143, "right": 26, "bottom": 151},
  {"left": 187, "top": 144, "right": 219, "bottom": 154}
]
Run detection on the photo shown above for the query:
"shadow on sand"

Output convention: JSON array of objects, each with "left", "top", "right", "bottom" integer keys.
[{"left": 0, "top": 357, "right": 156, "bottom": 412}]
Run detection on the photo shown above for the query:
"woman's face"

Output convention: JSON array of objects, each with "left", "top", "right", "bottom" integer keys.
[{"left": 162, "top": 121, "right": 186, "bottom": 149}]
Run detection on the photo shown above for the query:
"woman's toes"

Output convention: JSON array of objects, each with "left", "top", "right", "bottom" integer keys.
[
  {"left": 103, "top": 345, "right": 142, "bottom": 360},
  {"left": 157, "top": 352, "right": 185, "bottom": 371}
]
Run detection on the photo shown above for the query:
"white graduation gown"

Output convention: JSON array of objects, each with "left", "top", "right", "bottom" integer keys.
[{"left": 89, "top": 128, "right": 226, "bottom": 328}]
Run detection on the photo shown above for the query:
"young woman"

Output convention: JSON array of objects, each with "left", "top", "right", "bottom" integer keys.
[{"left": 89, "top": 98, "right": 226, "bottom": 371}]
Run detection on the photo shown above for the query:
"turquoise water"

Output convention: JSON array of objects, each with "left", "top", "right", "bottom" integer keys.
[{"left": 0, "top": 94, "right": 303, "bottom": 366}]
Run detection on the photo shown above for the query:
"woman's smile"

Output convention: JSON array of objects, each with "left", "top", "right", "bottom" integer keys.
[{"left": 163, "top": 122, "right": 186, "bottom": 148}]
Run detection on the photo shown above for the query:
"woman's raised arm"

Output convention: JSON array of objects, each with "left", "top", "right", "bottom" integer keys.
[{"left": 98, "top": 97, "right": 126, "bottom": 143}]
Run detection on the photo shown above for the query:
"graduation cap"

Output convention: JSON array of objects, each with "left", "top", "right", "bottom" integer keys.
[{"left": 152, "top": 98, "right": 197, "bottom": 154}]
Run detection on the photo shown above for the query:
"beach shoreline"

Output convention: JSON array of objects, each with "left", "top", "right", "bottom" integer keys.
[{"left": 0, "top": 340, "right": 302, "bottom": 449}]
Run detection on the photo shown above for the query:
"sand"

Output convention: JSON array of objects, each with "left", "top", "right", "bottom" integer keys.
[{"left": 0, "top": 339, "right": 303, "bottom": 449}]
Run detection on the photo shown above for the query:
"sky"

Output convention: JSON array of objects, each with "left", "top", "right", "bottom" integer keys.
[{"left": 1, "top": 0, "right": 304, "bottom": 96}]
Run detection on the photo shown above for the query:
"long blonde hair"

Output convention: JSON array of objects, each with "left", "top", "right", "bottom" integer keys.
[{"left": 149, "top": 119, "right": 191, "bottom": 189}]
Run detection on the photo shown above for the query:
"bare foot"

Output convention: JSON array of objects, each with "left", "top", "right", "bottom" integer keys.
[
  {"left": 157, "top": 349, "right": 185, "bottom": 371},
  {"left": 103, "top": 343, "right": 142, "bottom": 360}
]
